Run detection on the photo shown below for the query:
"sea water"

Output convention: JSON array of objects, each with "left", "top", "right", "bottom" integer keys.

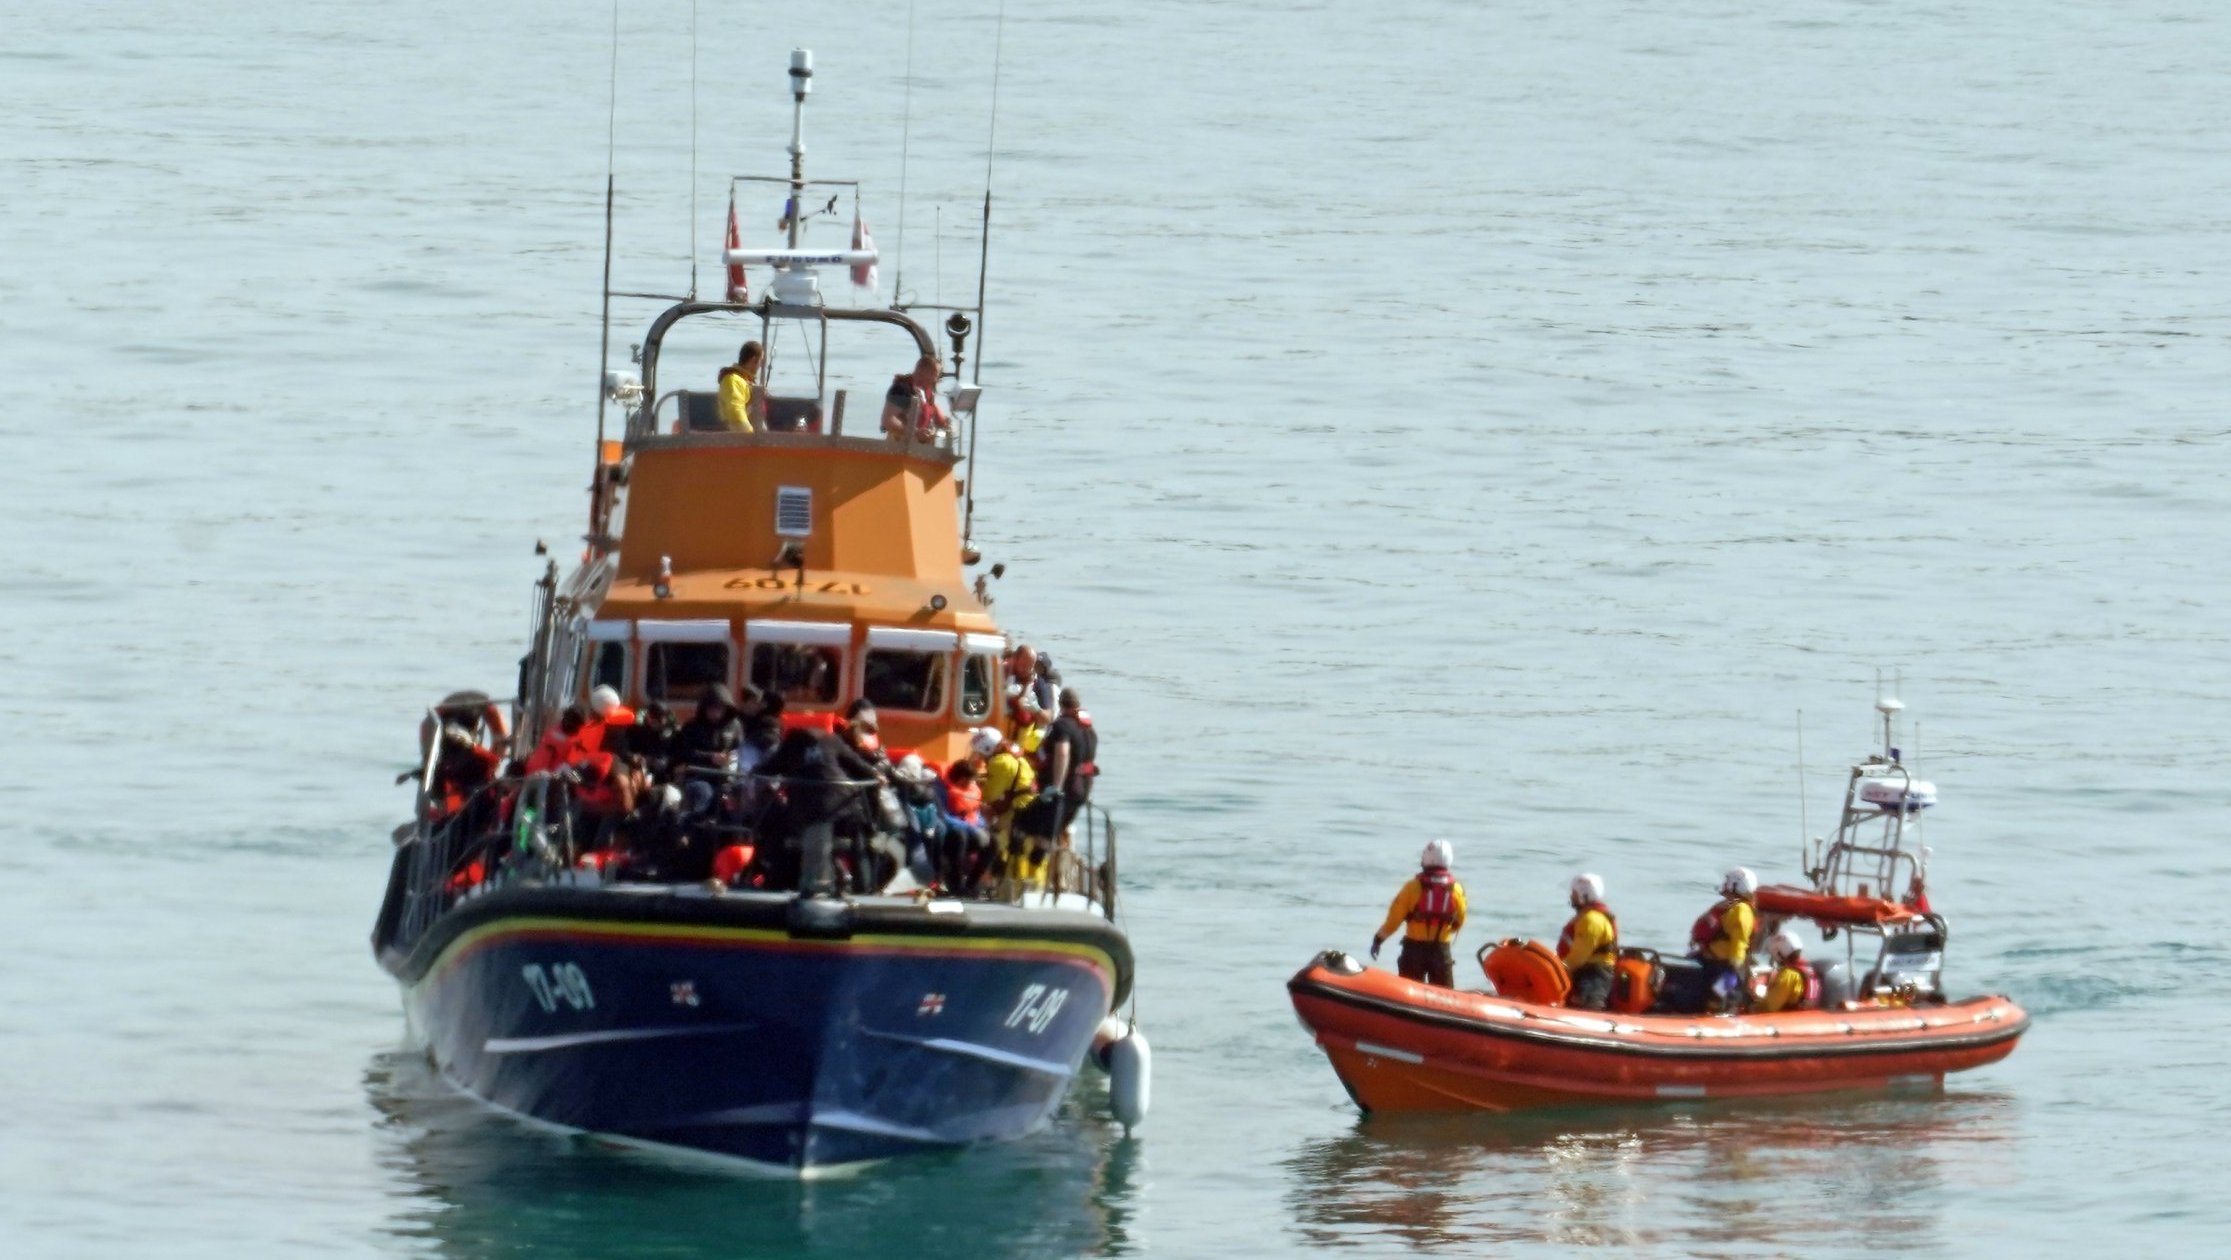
[{"left": 6, "top": 0, "right": 2228, "bottom": 1255}]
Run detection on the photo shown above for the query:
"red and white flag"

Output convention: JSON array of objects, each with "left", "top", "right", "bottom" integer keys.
[
  {"left": 724, "top": 193, "right": 749, "bottom": 303},
  {"left": 850, "top": 210, "right": 878, "bottom": 290}
]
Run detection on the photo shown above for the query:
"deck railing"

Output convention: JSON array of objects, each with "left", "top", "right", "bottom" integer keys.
[{"left": 378, "top": 760, "right": 1122, "bottom": 959}]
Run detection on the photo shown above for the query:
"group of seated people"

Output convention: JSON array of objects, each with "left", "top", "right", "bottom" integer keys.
[
  {"left": 705, "top": 338, "right": 951, "bottom": 444},
  {"left": 419, "top": 642, "right": 1097, "bottom": 902}
]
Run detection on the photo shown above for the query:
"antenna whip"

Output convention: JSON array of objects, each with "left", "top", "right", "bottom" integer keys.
[
  {"left": 971, "top": 0, "right": 1006, "bottom": 387},
  {"left": 687, "top": 0, "right": 700, "bottom": 299},
  {"left": 594, "top": 0, "right": 620, "bottom": 451},
  {"left": 894, "top": 0, "right": 915, "bottom": 304}
]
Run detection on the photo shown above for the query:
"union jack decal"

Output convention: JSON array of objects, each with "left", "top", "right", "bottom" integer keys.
[
  {"left": 917, "top": 993, "right": 946, "bottom": 1016},
  {"left": 670, "top": 981, "right": 700, "bottom": 1008}
]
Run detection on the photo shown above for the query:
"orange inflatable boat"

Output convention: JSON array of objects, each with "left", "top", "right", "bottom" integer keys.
[
  {"left": 1289, "top": 950, "right": 2026, "bottom": 1113},
  {"left": 1293, "top": 695, "right": 2029, "bottom": 1114}
]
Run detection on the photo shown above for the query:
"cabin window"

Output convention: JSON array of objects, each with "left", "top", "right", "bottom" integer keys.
[
  {"left": 864, "top": 649, "right": 948, "bottom": 715},
  {"left": 958, "top": 653, "right": 996, "bottom": 721},
  {"left": 752, "top": 643, "right": 843, "bottom": 707},
  {"left": 644, "top": 641, "right": 731, "bottom": 703},
  {"left": 588, "top": 642, "right": 630, "bottom": 697}
]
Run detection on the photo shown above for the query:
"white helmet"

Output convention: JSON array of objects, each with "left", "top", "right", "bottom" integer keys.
[
  {"left": 589, "top": 685, "right": 621, "bottom": 716},
  {"left": 1420, "top": 839, "right": 1454, "bottom": 869},
  {"left": 969, "top": 727, "right": 1003, "bottom": 757},
  {"left": 1768, "top": 930, "right": 1803, "bottom": 963},
  {"left": 1721, "top": 866, "right": 1758, "bottom": 898},
  {"left": 1570, "top": 872, "right": 1604, "bottom": 905}
]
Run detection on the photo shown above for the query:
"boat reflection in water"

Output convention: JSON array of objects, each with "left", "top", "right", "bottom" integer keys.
[
  {"left": 366, "top": 1050, "right": 1141, "bottom": 1260},
  {"left": 1282, "top": 1090, "right": 2017, "bottom": 1253}
]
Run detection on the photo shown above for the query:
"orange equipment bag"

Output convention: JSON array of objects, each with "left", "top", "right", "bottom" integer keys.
[
  {"left": 1610, "top": 948, "right": 1664, "bottom": 1014},
  {"left": 1478, "top": 939, "right": 1572, "bottom": 1006}
]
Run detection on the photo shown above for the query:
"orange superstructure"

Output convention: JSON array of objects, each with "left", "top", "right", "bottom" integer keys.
[{"left": 514, "top": 305, "right": 1014, "bottom": 767}]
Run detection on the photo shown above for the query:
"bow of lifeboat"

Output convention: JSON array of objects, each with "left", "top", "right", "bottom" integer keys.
[{"left": 1288, "top": 952, "right": 2027, "bottom": 1114}]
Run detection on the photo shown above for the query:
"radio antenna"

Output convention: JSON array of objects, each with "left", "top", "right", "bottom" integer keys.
[
  {"left": 686, "top": 0, "right": 700, "bottom": 299},
  {"left": 593, "top": 0, "right": 620, "bottom": 452},
  {"left": 893, "top": 0, "right": 916, "bottom": 304},
  {"left": 970, "top": 0, "right": 1007, "bottom": 388},
  {"left": 1796, "top": 708, "right": 1809, "bottom": 875}
]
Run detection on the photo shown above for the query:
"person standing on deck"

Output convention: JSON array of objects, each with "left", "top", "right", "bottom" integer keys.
[
  {"left": 717, "top": 341, "right": 764, "bottom": 432},
  {"left": 1371, "top": 840, "right": 1468, "bottom": 988},
  {"left": 1038, "top": 688, "right": 1098, "bottom": 840},
  {"left": 1559, "top": 873, "right": 1619, "bottom": 1011}
]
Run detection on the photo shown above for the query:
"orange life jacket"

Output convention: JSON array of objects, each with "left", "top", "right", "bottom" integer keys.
[
  {"left": 523, "top": 729, "right": 573, "bottom": 776},
  {"left": 1409, "top": 868, "right": 1457, "bottom": 930},
  {"left": 944, "top": 777, "right": 984, "bottom": 822},
  {"left": 1558, "top": 903, "right": 1618, "bottom": 964}
]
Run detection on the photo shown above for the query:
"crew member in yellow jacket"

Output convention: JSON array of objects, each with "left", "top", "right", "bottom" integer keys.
[
  {"left": 1558, "top": 872, "right": 1619, "bottom": 1011},
  {"left": 972, "top": 726, "right": 1045, "bottom": 887},
  {"left": 716, "top": 340, "right": 763, "bottom": 432},
  {"left": 1757, "top": 930, "right": 1821, "bottom": 1013},
  {"left": 1689, "top": 866, "right": 1759, "bottom": 1012},
  {"left": 1370, "top": 839, "right": 1468, "bottom": 987}
]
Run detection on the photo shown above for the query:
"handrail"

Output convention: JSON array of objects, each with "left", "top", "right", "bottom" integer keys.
[{"left": 386, "top": 751, "right": 1123, "bottom": 951}]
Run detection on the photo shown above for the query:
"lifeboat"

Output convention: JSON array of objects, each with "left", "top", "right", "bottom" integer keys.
[
  {"left": 1292, "top": 690, "right": 2028, "bottom": 1113},
  {"left": 1289, "top": 951, "right": 2026, "bottom": 1113},
  {"left": 369, "top": 51, "right": 1144, "bottom": 1174}
]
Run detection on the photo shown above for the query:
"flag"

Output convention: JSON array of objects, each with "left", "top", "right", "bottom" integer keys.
[
  {"left": 724, "top": 193, "right": 749, "bottom": 303},
  {"left": 851, "top": 210, "right": 878, "bottom": 290}
]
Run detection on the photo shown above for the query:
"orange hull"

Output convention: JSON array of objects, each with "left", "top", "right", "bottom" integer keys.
[{"left": 1288, "top": 954, "right": 2026, "bottom": 1114}]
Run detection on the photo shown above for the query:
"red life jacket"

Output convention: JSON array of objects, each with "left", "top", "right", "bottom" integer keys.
[
  {"left": 1558, "top": 903, "right": 1618, "bottom": 964},
  {"left": 1409, "top": 868, "right": 1457, "bottom": 931},
  {"left": 1690, "top": 897, "right": 1740, "bottom": 953}
]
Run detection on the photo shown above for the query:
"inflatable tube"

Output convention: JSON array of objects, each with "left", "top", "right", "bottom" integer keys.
[{"left": 1756, "top": 884, "right": 1913, "bottom": 925}]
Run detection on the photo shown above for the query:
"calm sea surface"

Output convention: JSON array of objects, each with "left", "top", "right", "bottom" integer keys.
[{"left": 7, "top": 0, "right": 2230, "bottom": 1255}]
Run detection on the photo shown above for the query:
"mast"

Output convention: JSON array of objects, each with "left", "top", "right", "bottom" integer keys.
[{"left": 786, "top": 49, "right": 812, "bottom": 250}]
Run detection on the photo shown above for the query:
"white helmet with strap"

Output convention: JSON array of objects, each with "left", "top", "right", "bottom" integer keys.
[
  {"left": 1420, "top": 839, "right": 1454, "bottom": 869},
  {"left": 1768, "top": 930, "right": 1803, "bottom": 963},
  {"left": 1570, "top": 872, "right": 1604, "bottom": 905},
  {"left": 1721, "top": 866, "right": 1758, "bottom": 898}
]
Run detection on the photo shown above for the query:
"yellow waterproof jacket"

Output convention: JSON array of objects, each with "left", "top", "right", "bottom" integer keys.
[
  {"left": 1377, "top": 873, "right": 1467, "bottom": 945},
  {"left": 1560, "top": 907, "right": 1618, "bottom": 970},
  {"left": 980, "top": 750, "right": 1036, "bottom": 819},
  {"left": 1758, "top": 964, "right": 1810, "bottom": 1013},
  {"left": 1702, "top": 899, "right": 1756, "bottom": 964},
  {"left": 717, "top": 370, "right": 755, "bottom": 432}
]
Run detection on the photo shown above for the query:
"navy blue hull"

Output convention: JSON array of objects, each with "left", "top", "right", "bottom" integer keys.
[{"left": 390, "top": 889, "right": 1125, "bottom": 1172}]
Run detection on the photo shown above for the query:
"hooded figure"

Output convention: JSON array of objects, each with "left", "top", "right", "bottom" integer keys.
[{"left": 673, "top": 684, "right": 746, "bottom": 772}]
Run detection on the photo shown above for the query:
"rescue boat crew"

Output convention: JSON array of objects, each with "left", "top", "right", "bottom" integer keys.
[
  {"left": 974, "top": 726, "right": 1041, "bottom": 886},
  {"left": 1558, "top": 873, "right": 1619, "bottom": 1011},
  {"left": 1371, "top": 840, "right": 1468, "bottom": 988},
  {"left": 1757, "top": 931, "right": 1822, "bottom": 1013},
  {"left": 716, "top": 340, "right": 764, "bottom": 432},
  {"left": 1690, "top": 866, "right": 1759, "bottom": 1012}
]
